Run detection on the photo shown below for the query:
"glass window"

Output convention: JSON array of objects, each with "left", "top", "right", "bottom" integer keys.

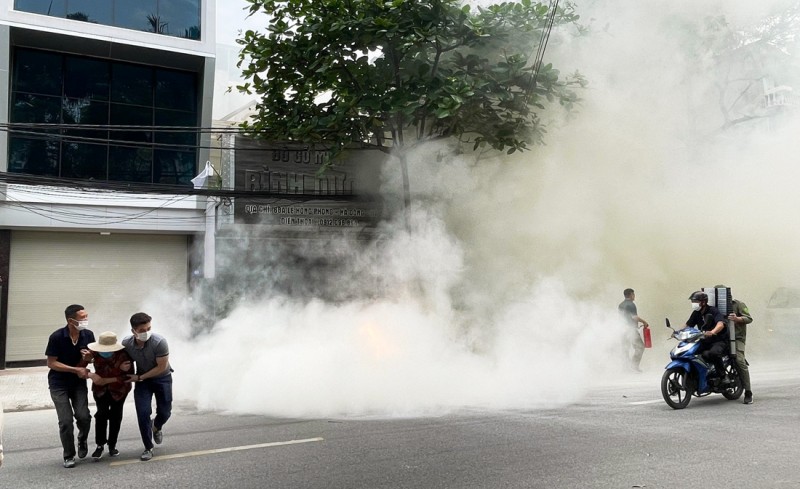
[
  {"left": 16, "top": 0, "right": 201, "bottom": 40},
  {"left": 114, "top": 0, "right": 159, "bottom": 33},
  {"left": 9, "top": 137, "right": 60, "bottom": 176},
  {"left": 155, "top": 109, "right": 197, "bottom": 148},
  {"left": 11, "top": 94, "right": 62, "bottom": 135},
  {"left": 14, "top": 0, "right": 66, "bottom": 16},
  {"left": 11, "top": 48, "right": 199, "bottom": 184},
  {"left": 110, "top": 104, "right": 153, "bottom": 143},
  {"left": 154, "top": 150, "right": 194, "bottom": 185},
  {"left": 62, "top": 99, "right": 109, "bottom": 141},
  {"left": 61, "top": 142, "right": 108, "bottom": 179},
  {"left": 158, "top": 0, "right": 201, "bottom": 40},
  {"left": 111, "top": 63, "right": 153, "bottom": 106},
  {"left": 155, "top": 69, "right": 196, "bottom": 111},
  {"left": 14, "top": 50, "right": 63, "bottom": 96},
  {"left": 65, "top": 57, "right": 109, "bottom": 101},
  {"left": 109, "top": 146, "right": 152, "bottom": 182},
  {"left": 66, "top": 0, "right": 112, "bottom": 24}
]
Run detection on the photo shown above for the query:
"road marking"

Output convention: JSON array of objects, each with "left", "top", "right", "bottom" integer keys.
[
  {"left": 109, "top": 437, "right": 324, "bottom": 466},
  {"left": 629, "top": 399, "right": 663, "bottom": 405}
]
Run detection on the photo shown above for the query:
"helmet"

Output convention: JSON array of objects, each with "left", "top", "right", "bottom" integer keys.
[{"left": 688, "top": 291, "right": 707, "bottom": 302}]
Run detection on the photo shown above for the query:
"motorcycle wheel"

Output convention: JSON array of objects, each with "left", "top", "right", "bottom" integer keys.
[
  {"left": 722, "top": 363, "right": 744, "bottom": 400},
  {"left": 661, "top": 367, "right": 692, "bottom": 409}
]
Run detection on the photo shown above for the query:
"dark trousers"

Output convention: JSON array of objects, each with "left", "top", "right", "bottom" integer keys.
[
  {"left": 50, "top": 384, "right": 91, "bottom": 459},
  {"left": 698, "top": 340, "right": 727, "bottom": 376},
  {"left": 93, "top": 391, "right": 127, "bottom": 449},
  {"left": 133, "top": 374, "right": 173, "bottom": 450}
]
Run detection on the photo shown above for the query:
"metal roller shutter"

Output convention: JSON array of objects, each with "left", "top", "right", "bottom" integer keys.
[{"left": 6, "top": 231, "right": 188, "bottom": 362}]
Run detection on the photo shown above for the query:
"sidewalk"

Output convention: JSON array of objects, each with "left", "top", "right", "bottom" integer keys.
[{"left": 0, "top": 367, "right": 55, "bottom": 412}]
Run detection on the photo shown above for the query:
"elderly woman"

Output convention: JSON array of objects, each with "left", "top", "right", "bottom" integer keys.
[{"left": 87, "top": 332, "right": 132, "bottom": 460}]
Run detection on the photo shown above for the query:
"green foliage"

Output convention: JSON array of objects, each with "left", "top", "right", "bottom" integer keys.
[{"left": 237, "top": 0, "right": 585, "bottom": 158}]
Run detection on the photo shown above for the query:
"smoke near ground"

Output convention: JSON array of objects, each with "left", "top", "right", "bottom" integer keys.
[{"left": 152, "top": 1, "right": 800, "bottom": 417}]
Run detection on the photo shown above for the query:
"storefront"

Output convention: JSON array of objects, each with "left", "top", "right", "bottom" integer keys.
[{"left": 3, "top": 231, "right": 190, "bottom": 365}]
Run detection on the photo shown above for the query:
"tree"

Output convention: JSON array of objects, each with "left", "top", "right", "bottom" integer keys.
[
  {"left": 237, "top": 0, "right": 586, "bottom": 210},
  {"left": 682, "top": 5, "right": 800, "bottom": 134},
  {"left": 147, "top": 13, "right": 169, "bottom": 34}
]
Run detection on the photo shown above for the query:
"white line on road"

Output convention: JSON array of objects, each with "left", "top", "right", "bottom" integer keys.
[
  {"left": 629, "top": 399, "right": 663, "bottom": 405},
  {"left": 109, "top": 437, "right": 325, "bottom": 466}
]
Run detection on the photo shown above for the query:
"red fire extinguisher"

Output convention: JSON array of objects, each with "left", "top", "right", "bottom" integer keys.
[{"left": 643, "top": 326, "right": 652, "bottom": 349}]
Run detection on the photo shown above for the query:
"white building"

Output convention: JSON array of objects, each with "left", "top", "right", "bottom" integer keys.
[{"left": 0, "top": 0, "right": 217, "bottom": 367}]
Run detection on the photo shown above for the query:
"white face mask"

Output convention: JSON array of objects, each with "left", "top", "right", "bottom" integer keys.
[
  {"left": 76, "top": 320, "right": 89, "bottom": 330},
  {"left": 136, "top": 331, "right": 151, "bottom": 342},
  {"left": 691, "top": 302, "right": 701, "bottom": 312}
]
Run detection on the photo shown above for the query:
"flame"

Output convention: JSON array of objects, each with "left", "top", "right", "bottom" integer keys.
[{"left": 359, "top": 321, "right": 398, "bottom": 361}]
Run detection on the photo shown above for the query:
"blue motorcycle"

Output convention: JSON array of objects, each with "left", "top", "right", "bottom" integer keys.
[{"left": 661, "top": 319, "right": 743, "bottom": 409}]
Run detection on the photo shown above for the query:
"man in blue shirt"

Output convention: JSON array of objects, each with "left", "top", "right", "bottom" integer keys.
[{"left": 45, "top": 304, "right": 95, "bottom": 468}]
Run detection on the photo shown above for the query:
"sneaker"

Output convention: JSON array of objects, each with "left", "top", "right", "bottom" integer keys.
[
  {"left": 108, "top": 447, "right": 120, "bottom": 457},
  {"left": 153, "top": 421, "right": 163, "bottom": 445},
  {"left": 78, "top": 441, "right": 88, "bottom": 459},
  {"left": 140, "top": 449, "right": 154, "bottom": 461},
  {"left": 92, "top": 445, "right": 103, "bottom": 461},
  {"left": 744, "top": 391, "right": 753, "bottom": 404},
  {"left": 63, "top": 457, "right": 76, "bottom": 468}
]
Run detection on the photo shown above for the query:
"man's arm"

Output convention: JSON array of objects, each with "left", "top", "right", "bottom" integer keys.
[
  {"left": 686, "top": 310, "right": 700, "bottom": 328},
  {"left": 731, "top": 301, "right": 753, "bottom": 325},
  {"left": 137, "top": 355, "right": 169, "bottom": 381},
  {"left": 705, "top": 320, "right": 726, "bottom": 337},
  {"left": 47, "top": 356, "right": 90, "bottom": 379},
  {"left": 633, "top": 314, "right": 649, "bottom": 328}
]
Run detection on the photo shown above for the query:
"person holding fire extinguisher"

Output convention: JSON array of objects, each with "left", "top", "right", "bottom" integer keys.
[{"left": 619, "top": 288, "right": 650, "bottom": 372}]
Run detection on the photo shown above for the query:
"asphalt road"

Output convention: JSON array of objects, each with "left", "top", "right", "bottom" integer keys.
[{"left": 2, "top": 360, "right": 799, "bottom": 489}]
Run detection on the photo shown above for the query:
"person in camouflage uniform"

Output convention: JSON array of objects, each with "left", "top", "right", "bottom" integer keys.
[
  {"left": 730, "top": 298, "right": 754, "bottom": 404},
  {"left": 716, "top": 285, "right": 754, "bottom": 404}
]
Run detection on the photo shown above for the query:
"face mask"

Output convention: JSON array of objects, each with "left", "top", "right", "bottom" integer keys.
[
  {"left": 691, "top": 303, "right": 701, "bottom": 312},
  {"left": 98, "top": 351, "right": 114, "bottom": 359},
  {"left": 136, "top": 331, "right": 151, "bottom": 342},
  {"left": 75, "top": 320, "right": 89, "bottom": 330}
]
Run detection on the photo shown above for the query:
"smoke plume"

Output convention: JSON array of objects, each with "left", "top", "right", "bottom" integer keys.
[{"left": 149, "top": 0, "right": 800, "bottom": 417}]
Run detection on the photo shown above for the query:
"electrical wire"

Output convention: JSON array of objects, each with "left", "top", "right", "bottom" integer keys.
[
  {"left": 525, "top": 0, "right": 559, "bottom": 104},
  {"left": 0, "top": 183, "right": 372, "bottom": 227},
  {"left": 0, "top": 188, "right": 203, "bottom": 225},
  {"left": 0, "top": 171, "right": 370, "bottom": 200}
]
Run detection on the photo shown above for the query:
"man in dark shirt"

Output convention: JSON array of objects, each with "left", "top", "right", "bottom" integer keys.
[
  {"left": 618, "top": 288, "right": 649, "bottom": 372},
  {"left": 45, "top": 304, "right": 95, "bottom": 468},
  {"left": 686, "top": 291, "right": 728, "bottom": 380}
]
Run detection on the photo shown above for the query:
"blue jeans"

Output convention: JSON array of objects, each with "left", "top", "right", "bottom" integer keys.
[
  {"left": 133, "top": 374, "right": 173, "bottom": 450},
  {"left": 50, "top": 384, "right": 91, "bottom": 459}
]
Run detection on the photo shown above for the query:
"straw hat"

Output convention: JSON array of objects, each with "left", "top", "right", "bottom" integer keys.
[{"left": 87, "top": 331, "right": 124, "bottom": 353}]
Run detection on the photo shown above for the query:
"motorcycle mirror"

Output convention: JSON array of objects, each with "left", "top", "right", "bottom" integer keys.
[{"left": 665, "top": 318, "right": 673, "bottom": 330}]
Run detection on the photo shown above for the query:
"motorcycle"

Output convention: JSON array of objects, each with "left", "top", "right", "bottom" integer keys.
[{"left": 661, "top": 319, "right": 744, "bottom": 409}]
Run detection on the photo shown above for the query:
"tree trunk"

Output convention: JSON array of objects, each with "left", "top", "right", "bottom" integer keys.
[{"left": 399, "top": 151, "right": 411, "bottom": 229}]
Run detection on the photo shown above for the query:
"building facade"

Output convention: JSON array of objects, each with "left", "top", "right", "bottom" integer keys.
[{"left": 0, "top": 0, "right": 216, "bottom": 367}]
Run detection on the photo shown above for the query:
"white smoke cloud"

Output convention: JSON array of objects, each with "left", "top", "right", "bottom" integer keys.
[{"left": 150, "top": 0, "right": 800, "bottom": 417}]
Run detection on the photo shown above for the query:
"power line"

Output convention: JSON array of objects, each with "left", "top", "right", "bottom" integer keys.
[
  {"left": 0, "top": 171, "right": 370, "bottom": 201},
  {"left": 0, "top": 122, "right": 338, "bottom": 153},
  {"left": 525, "top": 0, "right": 560, "bottom": 104}
]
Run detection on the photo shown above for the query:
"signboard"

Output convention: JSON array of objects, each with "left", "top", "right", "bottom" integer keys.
[{"left": 232, "top": 138, "right": 385, "bottom": 236}]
